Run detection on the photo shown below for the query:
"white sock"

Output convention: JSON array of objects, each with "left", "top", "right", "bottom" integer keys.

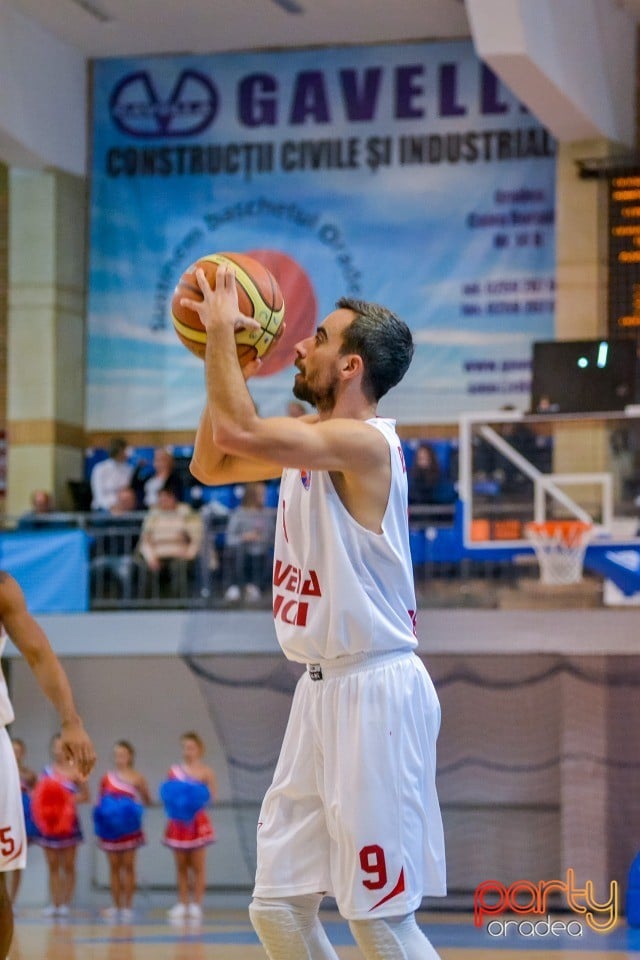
[
  {"left": 349, "top": 913, "right": 441, "bottom": 960},
  {"left": 249, "top": 894, "right": 340, "bottom": 960}
]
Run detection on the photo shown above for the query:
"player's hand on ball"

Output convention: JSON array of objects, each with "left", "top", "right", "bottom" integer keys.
[
  {"left": 242, "top": 357, "right": 262, "bottom": 380},
  {"left": 181, "top": 266, "right": 261, "bottom": 336},
  {"left": 172, "top": 252, "right": 285, "bottom": 363}
]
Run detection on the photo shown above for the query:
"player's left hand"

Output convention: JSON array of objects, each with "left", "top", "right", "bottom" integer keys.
[
  {"left": 60, "top": 719, "right": 96, "bottom": 779},
  {"left": 181, "top": 265, "right": 261, "bottom": 336}
]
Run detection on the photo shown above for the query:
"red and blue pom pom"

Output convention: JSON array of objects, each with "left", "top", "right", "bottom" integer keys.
[
  {"left": 93, "top": 794, "right": 143, "bottom": 841},
  {"left": 160, "top": 780, "right": 210, "bottom": 823},
  {"left": 30, "top": 778, "right": 76, "bottom": 837}
]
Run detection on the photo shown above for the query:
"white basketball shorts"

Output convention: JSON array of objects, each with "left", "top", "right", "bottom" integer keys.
[
  {"left": 0, "top": 726, "right": 27, "bottom": 871},
  {"left": 253, "top": 649, "right": 446, "bottom": 919}
]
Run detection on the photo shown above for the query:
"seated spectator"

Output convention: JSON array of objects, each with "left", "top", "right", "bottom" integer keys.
[
  {"left": 19, "top": 491, "right": 52, "bottom": 528},
  {"left": 18, "top": 490, "right": 76, "bottom": 531},
  {"left": 90, "top": 438, "right": 133, "bottom": 511},
  {"left": 138, "top": 487, "right": 203, "bottom": 588},
  {"left": 133, "top": 447, "right": 183, "bottom": 508},
  {"left": 408, "top": 443, "right": 442, "bottom": 505},
  {"left": 89, "top": 487, "right": 143, "bottom": 600},
  {"left": 493, "top": 408, "right": 539, "bottom": 496},
  {"left": 25, "top": 489, "right": 53, "bottom": 516},
  {"left": 223, "top": 483, "right": 275, "bottom": 603}
]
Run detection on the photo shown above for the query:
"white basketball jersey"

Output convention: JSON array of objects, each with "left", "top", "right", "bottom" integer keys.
[
  {"left": 272, "top": 417, "right": 417, "bottom": 663},
  {"left": 0, "top": 628, "right": 15, "bottom": 727}
]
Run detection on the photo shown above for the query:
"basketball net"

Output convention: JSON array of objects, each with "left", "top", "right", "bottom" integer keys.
[{"left": 525, "top": 521, "right": 593, "bottom": 586}]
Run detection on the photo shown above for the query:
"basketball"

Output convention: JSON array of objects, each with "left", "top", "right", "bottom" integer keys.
[{"left": 171, "top": 252, "right": 285, "bottom": 364}]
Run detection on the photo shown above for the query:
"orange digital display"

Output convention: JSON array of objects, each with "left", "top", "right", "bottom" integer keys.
[{"left": 609, "top": 173, "right": 640, "bottom": 336}]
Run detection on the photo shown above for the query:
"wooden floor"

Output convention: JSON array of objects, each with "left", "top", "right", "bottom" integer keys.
[{"left": 8, "top": 909, "right": 640, "bottom": 959}]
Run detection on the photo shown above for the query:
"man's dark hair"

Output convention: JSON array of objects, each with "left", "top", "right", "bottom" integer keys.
[
  {"left": 161, "top": 474, "right": 183, "bottom": 502},
  {"left": 109, "top": 436, "right": 128, "bottom": 458},
  {"left": 336, "top": 298, "right": 414, "bottom": 402}
]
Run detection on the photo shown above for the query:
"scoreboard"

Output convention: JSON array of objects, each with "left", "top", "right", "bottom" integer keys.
[{"left": 609, "top": 174, "right": 640, "bottom": 339}]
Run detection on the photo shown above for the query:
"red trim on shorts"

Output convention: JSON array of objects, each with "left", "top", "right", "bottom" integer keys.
[
  {"left": 5, "top": 841, "right": 24, "bottom": 865},
  {"left": 369, "top": 867, "right": 405, "bottom": 911}
]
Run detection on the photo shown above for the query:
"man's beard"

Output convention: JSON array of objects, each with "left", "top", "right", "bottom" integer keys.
[{"left": 293, "top": 372, "right": 337, "bottom": 413}]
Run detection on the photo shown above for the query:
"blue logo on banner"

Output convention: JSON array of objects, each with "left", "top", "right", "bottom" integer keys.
[{"left": 109, "top": 69, "right": 218, "bottom": 138}]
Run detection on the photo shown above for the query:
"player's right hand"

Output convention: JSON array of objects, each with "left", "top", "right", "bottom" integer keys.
[{"left": 60, "top": 720, "right": 97, "bottom": 779}]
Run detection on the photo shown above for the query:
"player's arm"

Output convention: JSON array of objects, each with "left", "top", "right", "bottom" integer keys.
[
  {"left": 184, "top": 267, "right": 385, "bottom": 474},
  {"left": 217, "top": 413, "right": 387, "bottom": 473},
  {"left": 0, "top": 573, "right": 96, "bottom": 777},
  {"left": 190, "top": 406, "right": 283, "bottom": 486}
]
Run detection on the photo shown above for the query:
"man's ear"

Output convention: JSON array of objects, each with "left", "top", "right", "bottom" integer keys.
[{"left": 340, "top": 353, "right": 363, "bottom": 382}]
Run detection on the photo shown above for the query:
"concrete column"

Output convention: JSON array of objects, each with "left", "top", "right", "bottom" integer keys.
[
  {"left": 553, "top": 140, "right": 620, "bottom": 488},
  {"left": 555, "top": 139, "right": 614, "bottom": 342},
  {"left": 7, "top": 168, "right": 86, "bottom": 514},
  {"left": 0, "top": 165, "right": 7, "bottom": 507}
]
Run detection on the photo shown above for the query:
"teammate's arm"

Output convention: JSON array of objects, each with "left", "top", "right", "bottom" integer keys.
[{"left": 0, "top": 573, "right": 95, "bottom": 777}]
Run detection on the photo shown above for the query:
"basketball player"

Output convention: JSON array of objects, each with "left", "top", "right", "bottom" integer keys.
[
  {"left": 0, "top": 572, "right": 95, "bottom": 957},
  {"left": 187, "top": 265, "right": 445, "bottom": 960}
]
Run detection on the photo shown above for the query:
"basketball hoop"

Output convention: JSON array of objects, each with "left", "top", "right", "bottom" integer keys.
[{"left": 525, "top": 520, "right": 593, "bottom": 586}]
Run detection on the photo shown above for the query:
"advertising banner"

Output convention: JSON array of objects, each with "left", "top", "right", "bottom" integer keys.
[
  {"left": 0, "top": 531, "right": 89, "bottom": 613},
  {"left": 88, "top": 40, "right": 555, "bottom": 427}
]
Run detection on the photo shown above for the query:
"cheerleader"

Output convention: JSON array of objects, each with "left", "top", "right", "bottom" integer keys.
[
  {"left": 94, "top": 740, "right": 151, "bottom": 921},
  {"left": 7, "top": 738, "right": 36, "bottom": 905},
  {"left": 32, "top": 734, "right": 89, "bottom": 917},
  {"left": 161, "top": 731, "right": 217, "bottom": 922}
]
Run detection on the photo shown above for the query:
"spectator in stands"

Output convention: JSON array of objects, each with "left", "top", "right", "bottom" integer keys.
[
  {"left": 408, "top": 443, "right": 442, "bottom": 505},
  {"left": 138, "top": 486, "right": 204, "bottom": 587},
  {"left": 22, "top": 489, "right": 53, "bottom": 517},
  {"left": 494, "top": 406, "right": 540, "bottom": 496},
  {"left": 90, "top": 438, "right": 133, "bottom": 511},
  {"left": 18, "top": 490, "right": 76, "bottom": 532},
  {"left": 139, "top": 447, "right": 183, "bottom": 508},
  {"left": 111, "top": 487, "right": 138, "bottom": 516},
  {"left": 223, "top": 482, "right": 275, "bottom": 603},
  {"left": 18, "top": 491, "right": 56, "bottom": 530},
  {"left": 89, "top": 487, "right": 143, "bottom": 601}
]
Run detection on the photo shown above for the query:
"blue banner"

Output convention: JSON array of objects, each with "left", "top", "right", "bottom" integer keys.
[
  {"left": 0, "top": 531, "right": 89, "bottom": 613},
  {"left": 88, "top": 40, "right": 555, "bottom": 427}
]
